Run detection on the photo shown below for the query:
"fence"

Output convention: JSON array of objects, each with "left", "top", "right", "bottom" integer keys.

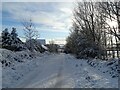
[{"left": 105, "top": 43, "right": 120, "bottom": 59}]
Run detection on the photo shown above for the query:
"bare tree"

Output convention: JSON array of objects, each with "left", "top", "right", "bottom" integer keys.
[
  {"left": 99, "top": 2, "right": 120, "bottom": 58},
  {"left": 65, "top": 2, "right": 108, "bottom": 59},
  {"left": 99, "top": 2, "right": 120, "bottom": 40},
  {"left": 74, "top": 2, "right": 107, "bottom": 44},
  {"left": 21, "top": 18, "right": 39, "bottom": 51}
]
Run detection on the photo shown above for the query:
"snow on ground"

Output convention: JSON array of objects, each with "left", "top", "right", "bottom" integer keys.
[
  {"left": 1, "top": 49, "right": 119, "bottom": 88},
  {"left": 0, "top": 62, "right": 2, "bottom": 89},
  {"left": 1, "top": 49, "right": 50, "bottom": 88}
]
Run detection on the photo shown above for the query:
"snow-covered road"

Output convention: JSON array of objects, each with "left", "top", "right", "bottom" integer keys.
[
  {"left": 16, "top": 53, "right": 74, "bottom": 88},
  {"left": 13, "top": 53, "right": 118, "bottom": 88}
]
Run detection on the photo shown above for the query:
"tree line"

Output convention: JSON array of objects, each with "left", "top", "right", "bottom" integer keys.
[
  {"left": 1, "top": 27, "right": 46, "bottom": 52},
  {"left": 1, "top": 27, "right": 60, "bottom": 53},
  {"left": 65, "top": 2, "right": 120, "bottom": 59}
]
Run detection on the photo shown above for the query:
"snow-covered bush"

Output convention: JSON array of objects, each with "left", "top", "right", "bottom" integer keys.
[
  {"left": 25, "top": 39, "right": 46, "bottom": 53},
  {"left": 65, "top": 30, "right": 104, "bottom": 59},
  {"left": 45, "top": 44, "right": 59, "bottom": 53}
]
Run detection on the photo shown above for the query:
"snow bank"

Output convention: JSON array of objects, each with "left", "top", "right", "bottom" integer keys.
[
  {"left": 0, "top": 49, "right": 50, "bottom": 88},
  {"left": 87, "top": 58, "right": 119, "bottom": 78},
  {"left": 0, "top": 49, "right": 45, "bottom": 68},
  {"left": 59, "top": 54, "right": 118, "bottom": 88}
]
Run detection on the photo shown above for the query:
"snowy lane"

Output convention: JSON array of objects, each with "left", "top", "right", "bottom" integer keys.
[
  {"left": 4, "top": 53, "right": 118, "bottom": 88},
  {"left": 16, "top": 53, "right": 75, "bottom": 88}
]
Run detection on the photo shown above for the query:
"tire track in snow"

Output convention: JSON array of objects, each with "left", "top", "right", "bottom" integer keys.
[{"left": 53, "top": 59, "right": 64, "bottom": 88}]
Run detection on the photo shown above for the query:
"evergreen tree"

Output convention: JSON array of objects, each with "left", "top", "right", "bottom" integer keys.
[
  {"left": 2, "top": 28, "right": 12, "bottom": 46},
  {"left": 2, "top": 28, "right": 24, "bottom": 51},
  {"left": 11, "top": 27, "right": 18, "bottom": 45},
  {"left": 11, "top": 27, "right": 18, "bottom": 39}
]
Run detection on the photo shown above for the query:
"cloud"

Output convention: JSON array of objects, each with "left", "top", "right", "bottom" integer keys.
[
  {"left": 2, "top": 2, "right": 73, "bottom": 31},
  {"left": 32, "top": 12, "right": 66, "bottom": 30},
  {"left": 60, "top": 7, "right": 73, "bottom": 14}
]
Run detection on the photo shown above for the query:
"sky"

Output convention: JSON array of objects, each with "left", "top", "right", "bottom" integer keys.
[{"left": 2, "top": 2, "right": 74, "bottom": 44}]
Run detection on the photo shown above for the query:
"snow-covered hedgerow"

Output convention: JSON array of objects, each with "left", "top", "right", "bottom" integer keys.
[
  {"left": 87, "top": 58, "right": 119, "bottom": 78},
  {"left": 1, "top": 48, "right": 50, "bottom": 88},
  {"left": 0, "top": 49, "right": 43, "bottom": 68}
]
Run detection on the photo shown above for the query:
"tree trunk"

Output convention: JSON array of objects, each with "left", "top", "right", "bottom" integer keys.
[
  {"left": 110, "top": 36, "right": 115, "bottom": 58},
  {"left": 115, "top": 37, "right": 119, "bottom": 58}
]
